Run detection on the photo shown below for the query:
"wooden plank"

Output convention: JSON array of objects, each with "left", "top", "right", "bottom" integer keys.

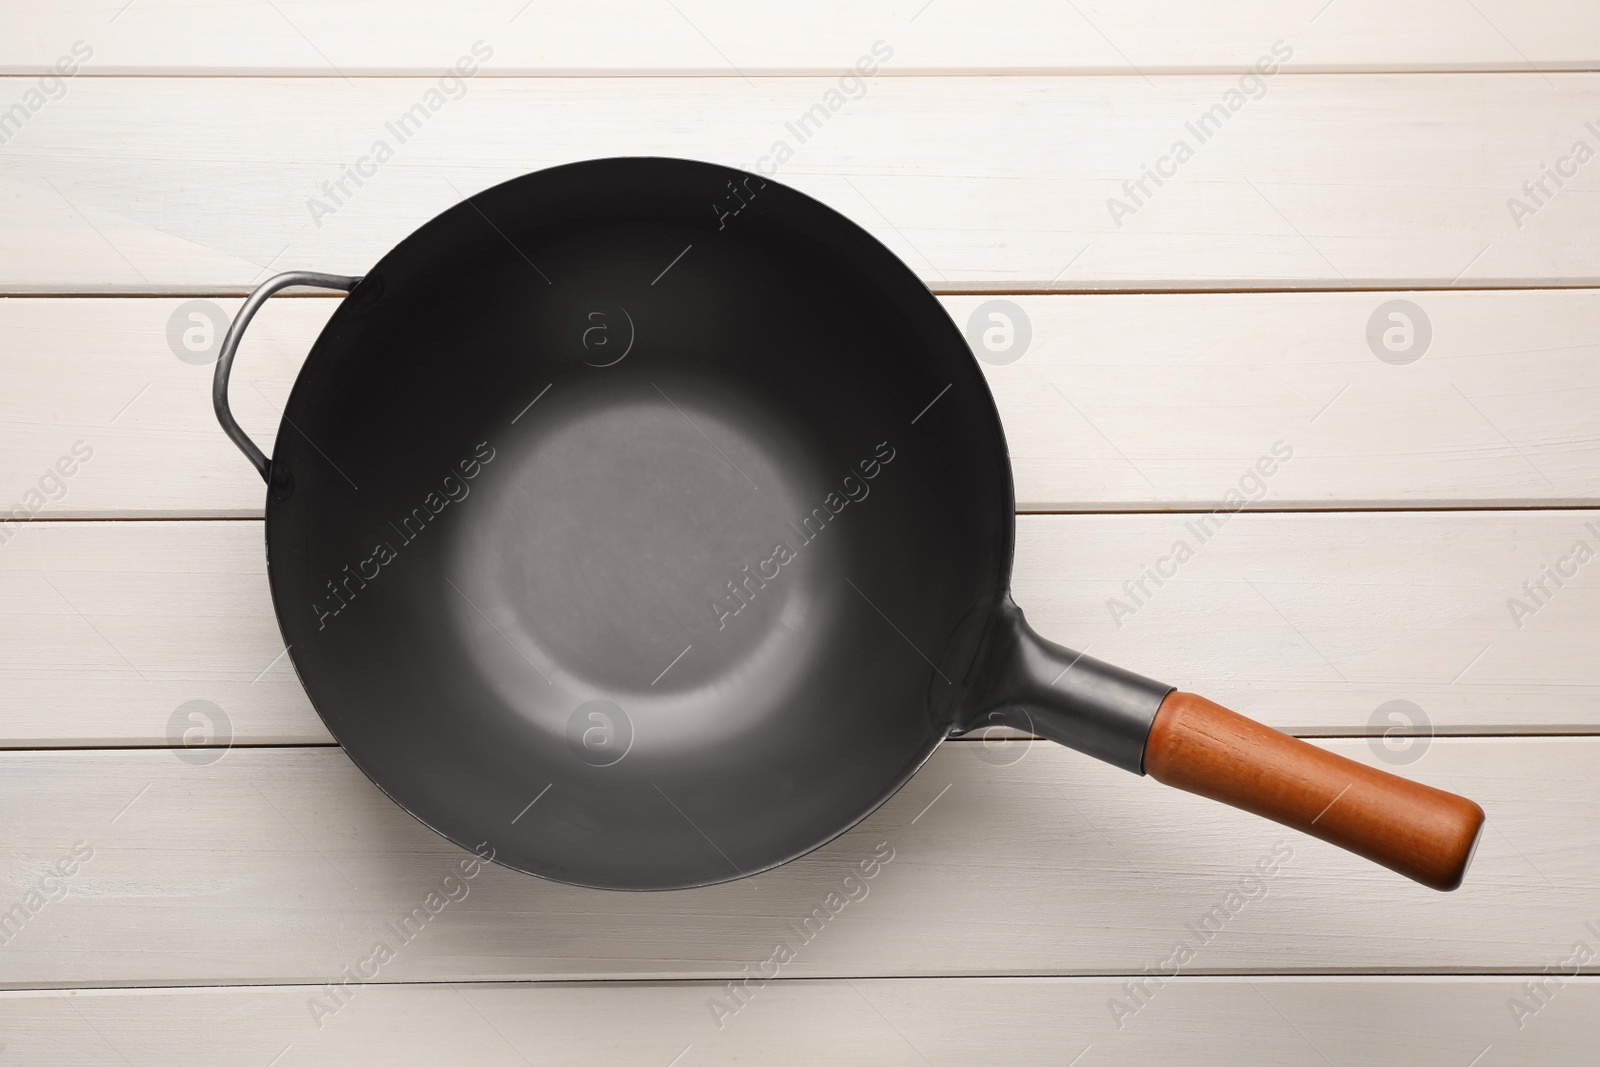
[
  {"left": 3, "top": 291, "right": 1595, "bottom": 519},
  {"left": 1014, "top": 510, "right": 1600, "bottom": 737},
  {"left": 2, "top": 75, "right": 1598, "bottom": 292},
  {"left": 0, "top": 739, "right": 1591, "bottom": 987},
  {"left": 958, "top": 290, "right": 1600, "bottom": 511},
  {"left": 0, "top": 521, "right": 314, "bottom": 747},
  {"left": 2, "top": 510, "right": 1595, "bottom": 748},
  {"left": 0, "top": 295, "right": 320, "bottom": 520},
  {"left": 3, "top": 977, "right": 1596, "bottom": 1065},
  {"left": 4, "top": 1, "right": 1597, "bottom": 75}
]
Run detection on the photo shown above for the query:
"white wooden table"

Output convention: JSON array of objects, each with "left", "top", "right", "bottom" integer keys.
[{"left": 2, "top": 2, "right": 1597, "bottom": 1062}]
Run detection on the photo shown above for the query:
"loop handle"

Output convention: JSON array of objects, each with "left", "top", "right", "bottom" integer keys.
[{"left": 212, "top": 271, "right": 363, "bottom": 482}]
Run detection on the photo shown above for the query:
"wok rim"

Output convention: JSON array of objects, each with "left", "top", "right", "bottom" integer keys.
[{"left": 261, "top": 156, "right": 1019, "bottom": 890}]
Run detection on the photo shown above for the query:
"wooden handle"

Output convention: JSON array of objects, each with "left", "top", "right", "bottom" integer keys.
[{"left": 1144, "top": 692, "right": 1485, "bottom": 891}]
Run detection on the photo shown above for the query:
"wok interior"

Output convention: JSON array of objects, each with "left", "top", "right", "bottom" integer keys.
[{"left": 267, "top": 159, "right": 1014, "bottom": 888}]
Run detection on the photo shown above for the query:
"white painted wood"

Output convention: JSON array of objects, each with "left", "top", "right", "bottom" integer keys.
[
  {"left": 0, "top": 295, "right": 320, "bottom": 520},
  {"left": 2, "top": 75, "right": 1597, "bottom": 292},
  {"left": 2, "top": 511, "right": 1593, "bottom": 747},
  {"left": 3, "top": 1, "right": 1596, "bottom": 75},
  {"left": 958, "top": 289, "right": 1600, "bottom": 511},
  {"left": 3, "top": 291, "right": 1595, "bottom": 519},
  {"left": 0, "top": 739, "right": 1590, "bottom": 987},
  {"left": 1013, "top": 510, "right": 1600, "bottom": 736},
  {"left": 4, "top": 0, "right": 1591, "bottom": 1047},
  {"left": 3, "top": 977, "right": 1595, "bottom": 1065},
  {"left": 0, "top": 521, "right": 314, "bottom": 747}
]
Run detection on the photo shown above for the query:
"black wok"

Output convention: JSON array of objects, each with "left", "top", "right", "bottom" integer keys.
[{"left": 214, "top": 157, "right": 1483, "bottom": 892}]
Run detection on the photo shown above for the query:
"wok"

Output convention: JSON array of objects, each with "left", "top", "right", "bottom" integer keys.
[{"left": 213, "top": 157, "right": 1483, "bottom": 891}]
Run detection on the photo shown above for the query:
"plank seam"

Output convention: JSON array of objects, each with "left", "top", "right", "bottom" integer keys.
[
  {"left": 9, "top": 283, "right": 1600, "bottom": 298},
  {"left": 14, "top": 505, "right": 1600, "bottom": 523},
  {"left": 4, "top": 971, "right": 1598, "bottom": 996},
  {"left": 1, "top": 735, "right": 1591, "bottom": 754},
  {"left": 6, "top": 68, "right": 1600, "bottom": 78}
]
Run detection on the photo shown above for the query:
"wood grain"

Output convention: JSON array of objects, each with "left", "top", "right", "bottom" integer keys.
[
  {"left": 4, "top": 0, "right": 1596, "bottom": 74},
  {"left": 3, "top": 511, "right": 1594, "bottom": 748},
  {"left": 2, "top": 76, "right": 1597, "bottom": 291},
  {"left": 3, "top": 0, "right": 1593, "bottom": 1057},
  {"left": 2, "top": 977, "right": 1595, "bottom": 1065},
  {"left": 0, "top": 740, "right": 1590, "bottom": 988},
  {"left": 2, "top": 291, "right": 1595, "bottom": 519},
  {"left": 3, "top": 0, "right": 1587, "bottom": 1036},
  {"left": 1146, "top": 692, "right": 1485, "bottom": 890}
]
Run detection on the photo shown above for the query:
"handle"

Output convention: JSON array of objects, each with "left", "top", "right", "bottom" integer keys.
[
  {"left": 1144, "top": 692, "right": 1485, "bottom": 891},
  {"left": 958, "top": 600, "right": 1485, "bottom": 892},
  {"left": 212, "top": 270, "right": 363, "bottom": 483}
]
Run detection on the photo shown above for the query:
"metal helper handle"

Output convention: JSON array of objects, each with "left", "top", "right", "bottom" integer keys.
[{"left": 213, "top": 271, "right": 364, "bottom": 483}]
